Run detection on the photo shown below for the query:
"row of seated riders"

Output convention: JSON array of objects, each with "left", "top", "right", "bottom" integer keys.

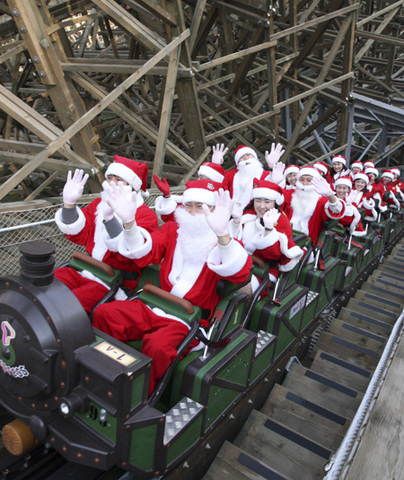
[{"left": 54, "top": 146, "right": 403, "bottom": 394}]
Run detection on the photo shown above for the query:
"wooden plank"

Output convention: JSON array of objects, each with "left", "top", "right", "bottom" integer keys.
[
  {"left": 0, "top": 30, "right": 190, "bottom": 201},
  {"left": 327, "top": 320, "right": 387, "bottom": 354},
  {"left": 338, "top": 307, "right": 393, "bottom": 337}
]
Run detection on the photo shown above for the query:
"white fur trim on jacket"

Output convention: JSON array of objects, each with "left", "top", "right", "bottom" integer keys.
[
  {"left": 325, "top": 198, "right": 344, "bottom": 217},
  {"left": 119, "top": 226, "right": 153, "bottom": 259},
  {"left": 207, "top": 239, "right": 249, "bottom": 277},
  {"left": 55, "top": 207, "right": 86, "bottom": 235},
  {"left": 155, "top": 195, "right": 177, "bottom": 216}
]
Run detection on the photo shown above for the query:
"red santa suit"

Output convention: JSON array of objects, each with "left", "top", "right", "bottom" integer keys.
[
  {"left": 337, "top": 201, "right": 366, "bottom": 237},
  {"left": 282, "top": 189, "right": 345, "bottom": 244},
  {"left": 364, "top": 168, "right": 388, "bottom": 214},
  {"left": 55, "top": 158, "right": 159, "bottom": 313},
  {"left": 381, "top": 170, "right": 401, "bottom": 210},
  {"left": 92, "top": 180, "right": 252, "bottom": 394},
  {"left": 230, "top": 212, "right": 303, "bottom": 289}
]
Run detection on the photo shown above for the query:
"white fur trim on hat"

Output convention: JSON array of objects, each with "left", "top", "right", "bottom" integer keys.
[
  {"left": 284, "top": 165, "right": 300, "bottom": 175},
  {"left": 313, "top": 163, "right": 328, "bottom": 174},
  {"left": 252, "top": 188, "right": 284, "bottom": 205},
  {"left": 365, "top": 167, "right": 378, "bottom": 177},
  {"left": 332, "top": 155, "right": 347, "bottom": 166},
  {"left": 381, "top": 171, "right": 394, "bottom": 180},
  {"left": 335, "top": 177, "right": 352, "bottom": 189},
  {"left": 351, "top": 161, "right": 364, "bottom": 171},
  {"left": 353, "top": 173, "right": 369, "bottom": 184},
  {"left": 297, "top": 166, "right": 320, "bottom": 179},
  {"left": 198, "top": 164, "right": 225, "bottom": 183},
  {"left": 105, "top": 163, "right": 142, "bottom": 191},
  {"left": 182, "top": 188, "right": 215, "bottom": 206},
  {"left": 234, "top": 147, "right": 257, "bottom": 165},
  {"left": 391, "top": 168, "right": 400, "bottom": 176}
]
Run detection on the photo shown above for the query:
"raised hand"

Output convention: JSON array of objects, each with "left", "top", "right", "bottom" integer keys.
[
  {"left": 153, "top": 175, "right": 170, "bottom": 197},
  {"left": 270, "top": 161, "right": 286, "bottom": 184},
  {"left": 263, "top": 208, "right": 281, "bottom": 230},
  {"left": 231, "top": 201, "right": 244, "bottom": 223},
  {"left": 202, "top": 188, "right": 233, "bottom": 237},
  {"left": 345, "top": 189, "right": 359, "bottom": 205},
  {"left": 265, "top": 143, "right": 284, "bottom": 169},
  {"left": 63, "top": 169, "right": 89, "bottom": 207},
  {"left": 107, "top": 182, "right": 138, "bottom": 225},
  {"left": 211, "top": 143, "right": 228, "bottom": 165},
  {"left": 312, "top": 176, "right": 335, "bottom": 197}
]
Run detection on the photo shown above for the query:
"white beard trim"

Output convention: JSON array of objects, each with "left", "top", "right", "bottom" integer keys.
[
  {"left": 233, "top": 159, "right": 264, "bottom": 207},
  {"left": 290, "top": 187, "right": 320, "bottom": 235},
  {"left": 169, "top": 209, "right": 217, "bottom": 298}
]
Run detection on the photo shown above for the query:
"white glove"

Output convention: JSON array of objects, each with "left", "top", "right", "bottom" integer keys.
[
  {"left": 263, "top": 209, "right": 281, "bottom": 230},
  {"left": 270, "top": 161, "right": 286, "bottom": 184},
  {"left": 340, "top": 169, "right": 351, "bottom": 177},
  {"left": 265, "top": 143, "right": 284, "bottom": 169},
  {"left": 231, "top": 201, "right": 244, "bottom": 223},
  {"left": 312, "top": 176, "right": 334, "bottom": 197},
  {"left": 202, "top": 189, "right": 233, "bottom": 237},
  {"left": 211, "top": 143, "right": 228, "bottom": 165},
  {"left": 63, "top": 169, "right": 89, "bottom": 206},
  {"left": 345, "top": 189, "right": 359, "bottom": 205},
  {"left": 106, "top": 182, "right": 138, "bottom": 225}
]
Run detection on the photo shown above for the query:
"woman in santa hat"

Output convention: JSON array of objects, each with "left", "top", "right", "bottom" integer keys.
[
  {"left": 54, "top": 156, "right": 159, "bottom": 313},
  {"left": 314, "top": 161, "right": 333, "bottom": 185},
  {"left": 380, "top": 170, "right": 401, "bottom": 210},
  {"left": 228, "top": 178, "right": 304, "bottom": 294},
  {"left": 351, "top": 173, "right": 377, "bottom": 222},
  {"left": 330, "top": 155, "right": 349, "bottom": 183},
  {"left": 333, "top": 176, "right": 366, "bottom": 237},
  {"left": 364, "top": 166, "right": 388, "bottom": 215},
  {"left": 350, "top": 161, "right": 364, "bottom": 176},
  {"left": 283, "top": 165, "right": 300, "bottom": 190},
  {"left": 390, "top": 168, "right": 404, "bottom": 202}
]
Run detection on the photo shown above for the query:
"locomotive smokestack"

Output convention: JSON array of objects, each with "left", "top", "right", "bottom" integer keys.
[{"left": 19, "top": 241, "right": 56, "bottom": 286}]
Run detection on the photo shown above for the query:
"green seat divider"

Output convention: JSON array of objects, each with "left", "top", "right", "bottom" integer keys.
[
  {"left": 69, "top": 257, "right": 123, "bottom": 287},
  {"left": 137, "top": 290, "right": 201, "bottom": 327},
  {"left": 137, "top": 264, "right": 161, "bottom": 288}
]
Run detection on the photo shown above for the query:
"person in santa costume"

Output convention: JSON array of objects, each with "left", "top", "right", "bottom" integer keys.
[
  {"left": 330, "top": 155, "right": 349, "bottom": 183},
  {"left": 390, "top": 168, "right": 404, "bottom": 202},
  {"left": 333, "top": 176, "right": 366, "bottom": 237},
  {"left": 211, "top": 143, "right": 286, "bottom": 208},
  {"left": 153, "top": 161, "right": 225, "bottom": 221},
  {"left": 380, "top": 170, "right": 401, "bottom": 210},
  {"left": 350, "top": 161, "right": 364, "bottom": 175},
  {"left": 364, "top": 166, "right": 388, "bottom": 215},
  {"left": 54, "top": 156, "right": 158, "bottom": 313},
  {"left": 282, "top": 165, "right": 346, "bottom": 244},
  {"left": 313, "top": 161, "right": 333, "bottom": 184},
  {"left": 92, "top": 180, "right": 252, "bottom": 394},
  {"left": 351, "top": 173, "right": 378, "bottom": 222},
  {"left": 228, "top": 179, "right": 303, "bottom": 294},
  {"left": 283, "top": 165, "right": 300, "bottom": 190}
]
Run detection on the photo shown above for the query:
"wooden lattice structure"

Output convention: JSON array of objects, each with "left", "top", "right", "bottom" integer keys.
[{"left": 0, "top": 0, "right": 404, "bottom": 203}]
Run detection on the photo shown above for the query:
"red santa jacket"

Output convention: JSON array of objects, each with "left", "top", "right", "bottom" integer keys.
[
  {"left": 118, "top": 221, "right": 252, "bottom": 319},
  {"left": 282, "top": 190, "right": 345, "bottom": 244},
  {"left": 55, "top": 198, "right": 159, "bottom": 284}
]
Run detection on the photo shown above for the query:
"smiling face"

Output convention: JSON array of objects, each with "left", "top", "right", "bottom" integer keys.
[
  {"left": 238, "top": 153, "right": 255, "bottom": 164},
  {"left": 354, "top": 179, "right": 367, "bottom": 192},
  {"left": 299, "top": 175, "right": 313, "bottom": 186},
  {"left": 351, "top": 167, "right": 362, "bottom": 174},
  {"left": 254, "top": 198, "right": 276, "bottom": 218},
  {"left": 332, "top": 161, "right": 344, "bottom": 173},
  {"left": 335, "top": 184, "right": 350, "bottom": 199},
  {"left": 287, "top": 172, "right": 298, "bottom": 186}
]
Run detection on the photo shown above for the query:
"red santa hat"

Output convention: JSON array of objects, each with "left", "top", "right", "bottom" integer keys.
[
  {"left": 332, "top": 155, "right": 347, "bottom": 166},
  {"left": 313, "top": 162, "right": 329, "bottom": 175},
  {"left": 252, "top": 178, "right": 284, "bottom": 205},
  {"left": 182, "top": 179, "right": 222, "bottom": 206},
  {"left": 381, "top": 169, "right": 394, "bottom": 180},
  {"left": 390, "top": 168, "right": 401, "bottom": 177},
  {"left": 284, "top": 164, "right": 300, "bottom": 176},
  {"left": 364, "top": 160, "right": 375, "bottom": 168},
  {"left": 353, "top": 173, "right": 369, "bottom": 185},
  {"left": 335, "top": 176, "right": 352, "bottom": 189},
  {"left": 105, "top": 156, "right": 148, "bottom": 194},
  {"left": 365, "top": 166, "right": 379, "bottom": 177},
  {"left": 198, "top": 162, "right": 225, "bottom": 183},
  {"left": 351, "top": 161, "right": 364, "bottom": 171},
  {"left": 297, "top": 165, "right": 320, "bottom": 179},
  {"left": 234, "top": 145, "right": 258, "bottom": 166}
]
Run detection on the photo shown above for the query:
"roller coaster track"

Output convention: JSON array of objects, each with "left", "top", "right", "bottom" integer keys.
[{"left": 0, "top": 227, "right": 403, "bottom": 480}]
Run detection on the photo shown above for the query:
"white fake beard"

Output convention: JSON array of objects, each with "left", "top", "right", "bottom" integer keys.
[
  {"left": 175, "top": 208, "right": 218, "bottom": 264},
  {"left": 234, "top": 159, "right": 264, "bottom": 206},
  {"left": 291, "top": 184, "right": 320, "bottom": 230}
]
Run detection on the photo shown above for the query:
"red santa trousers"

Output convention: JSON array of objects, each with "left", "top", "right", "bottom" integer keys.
[
  {"left": 54, "top": 267, "right": 109, "bottom": 313},
  {"left": 92, "top": 300, "right": 190, "bottom": 395}
]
